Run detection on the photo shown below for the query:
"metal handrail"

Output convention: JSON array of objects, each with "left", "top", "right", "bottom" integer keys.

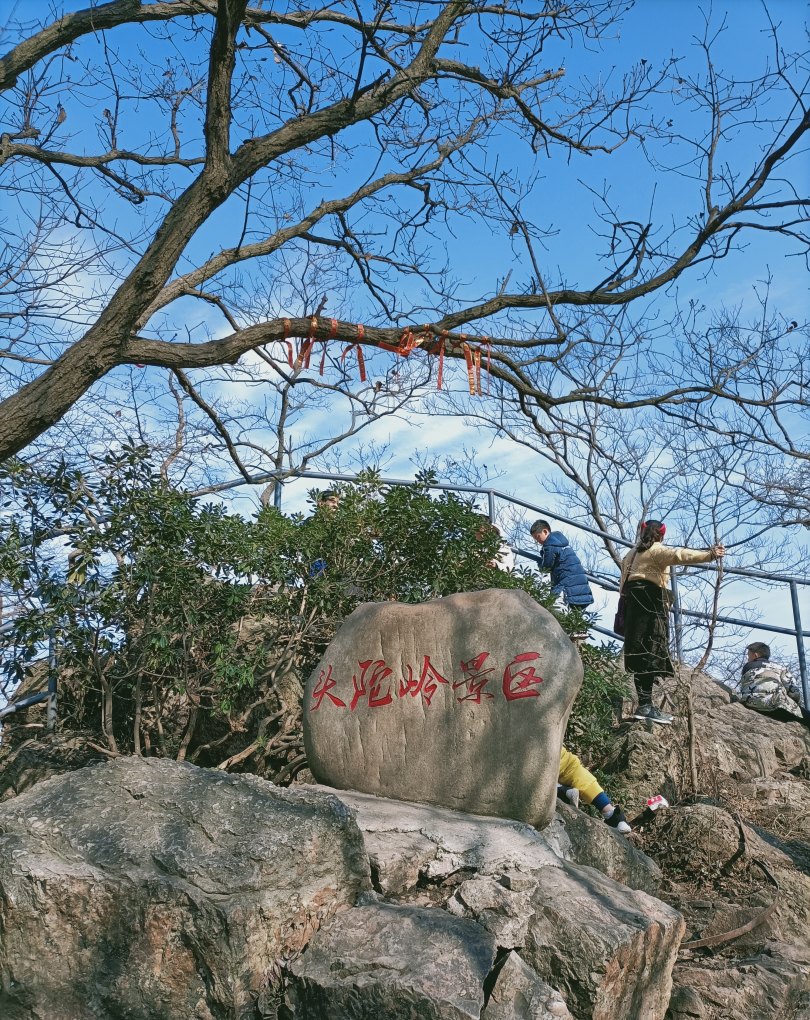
[
  {"left": 516, "top": 548, "right": 810, "bottom": 639},
  {"left": 261, "top": 469, "right": 809, "bottom": 704},
  {"left": 3, "top": 467, "right": 808, "bottom": 720}
]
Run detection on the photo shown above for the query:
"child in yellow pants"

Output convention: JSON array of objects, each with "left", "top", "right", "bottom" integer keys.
[{"left": 558, "top": 745, "right": 631, "bottom": 833}]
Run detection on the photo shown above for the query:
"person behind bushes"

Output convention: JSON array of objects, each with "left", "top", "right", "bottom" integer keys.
[
  {"left": 529, "top": 519, "right": 594, "bottom": 607},
  {"left": 734, "top": 642, "right": 810, "bottom": 727},
  {"left": 308, "top": 488, "right": 342, "bottom": 578},
  {"left": 557, "top": 746, "right": 631, "bottom": 833},
  {"left": 621, "top": 519, "right": 724, "bottom": 726},
  {"left": 475, "top": 517, "right": 516, "bottom": 572}
]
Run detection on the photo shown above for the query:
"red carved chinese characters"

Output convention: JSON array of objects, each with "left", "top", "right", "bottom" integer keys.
[
  {"left": 454, "top": 651, "right": 495, "bottom": 703},
  {"left": 398, "top": 655, "right": 449, "bottom": 706},
  {"left": 309, "top": 651, "right": 545, "bottom": 711},
  {"left": 502, "top": 651, "right": 544, "bottom": 700},
  {"left": 350, "top": 658, "right": 394, "bottom": 711},
  {"left": 310, "top": 664, "right": 346, "bottom": 710}
]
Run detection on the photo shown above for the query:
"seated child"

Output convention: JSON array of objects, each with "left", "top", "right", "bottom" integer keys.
[{"left": 734, "top": 642, "right": 809, "bottom": 726}]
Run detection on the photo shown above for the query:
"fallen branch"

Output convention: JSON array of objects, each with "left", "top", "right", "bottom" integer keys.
[
  {"left": 680, "top": 897, "right": 779, "bottom": 951},
  {"left": 86, "top": 740, "right": 120, "bottom": 758},
  {"left": 681, "top": 821, "right": 780, "bottom": 951},
  {"left": 273, "top": 753, "right": 307, "bottom": 785}
]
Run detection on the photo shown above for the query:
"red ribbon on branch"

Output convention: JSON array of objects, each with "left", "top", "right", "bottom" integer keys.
[
  {"left": 285, "top": 315, "right": 488, "bottom": 398},
  {"left": 340, "top": 324, "right": 367, "bottom": 382},
  {"left": 436, "top": 330, "right": 447, "bottom": 390},
  {"left": 462, "top": 338, "right": 480, "bottom": 395},
  {"left": 282, "top": 318, "right": 294, "bottom": 367},
  {"left": 294, "top": 316, "right": 318, "bottom": 370},
  {"left": 318, "top": 318, "right": 339, "bottom": 375}
]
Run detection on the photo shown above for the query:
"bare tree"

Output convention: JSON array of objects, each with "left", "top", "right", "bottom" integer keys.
[{"left": 0, "top": 1, "right": 808, "bottom": 469}]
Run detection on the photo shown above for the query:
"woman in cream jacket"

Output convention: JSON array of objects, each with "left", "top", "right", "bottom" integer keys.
[{"left": 620, "top": 520, "right": 724, "bottom": 725}]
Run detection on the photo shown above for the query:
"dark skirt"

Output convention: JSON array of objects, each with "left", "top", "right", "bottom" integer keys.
[{"left": 623, "top": 579, "right": 674, "bottom": 678}]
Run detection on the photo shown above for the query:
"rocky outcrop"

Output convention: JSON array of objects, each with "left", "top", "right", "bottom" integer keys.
[
  {"left": 607, "top": 672, "right": 810, "bottom": 807},
  {"left": 304, "top": 589, "right": 582, "bottom": 828},
  {"left": 0, "top": 757, "right": 370, "bottom": 1020},
  {"left": 607, "top": 671, "right": 810, "bottom": 1020},
  {"left": 317, "top": 785, "right": 682, "bottom": 1020},
  {"left": 441, "top": 866, "right": 683, "bottom": 1020},
  {"left": 0, "top": 756, "right": 680, "bottom": 1020},
  {"left": 670, "top": 943, "right": 810, "bottom": 1019},
  {"left": 2, "top": 666, "right": 806, "bottom": 1019},
  {"left": 517, "top": 862, "right": 683, "bottom": 1020},
  {"left": 319, "top": 784, "right": 661, "bottom": 897}
]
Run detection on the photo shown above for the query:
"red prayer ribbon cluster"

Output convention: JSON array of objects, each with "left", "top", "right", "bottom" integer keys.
[{"left": 276, "top": 317, "right": 491, "bottom": 394}]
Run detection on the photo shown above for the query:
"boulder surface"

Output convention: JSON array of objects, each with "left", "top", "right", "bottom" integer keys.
[
  {"left": 0, "top": 757, "right": 370, "bottom": 1020},
  {"left": 305, "top": 784, "right": 680, "bottom": 1020},
  {"left": 288, "top": 901, "right": 497, "bottom": 1019},
  {"left": 304, "top": 589, "right": 582, "bottom": 828}
]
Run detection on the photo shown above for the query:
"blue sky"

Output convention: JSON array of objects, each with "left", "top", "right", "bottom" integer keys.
[{"left": 1, "top": 2, "right": 808, "bottom": 677}]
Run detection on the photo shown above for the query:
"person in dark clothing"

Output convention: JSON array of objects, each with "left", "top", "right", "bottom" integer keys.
[
  {"left": 529, "top": 520, "right": 594, "bottom": 607},
  {"left": 308, "top": 489, "right": 341, "bottom": 577},
  {"left": 621, "top": 519, "right": 724, "bottom": 725}
]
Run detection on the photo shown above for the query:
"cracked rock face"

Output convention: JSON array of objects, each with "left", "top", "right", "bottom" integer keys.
[
  {"left": 0, "top": 757, "right": 370, "bottom": 1020},
  {"left": 296, "top": 785, "right": 681, "bottom": 1020},
  {"left": 304, "top": 589, "right": 582, "bottom": 829},
  {"left": 441, "top": 864, "right": 683, "bottom": 1020},
  {"left": 314, "top": 784, "right": 661, "bottom": 898},
  {"left": 287, "top": 901, "right": 498, "bottom": 1019},
  {"left": 520, "top": 862, "right": 684, "bottom": 1020},
  {"left": 483, "top": 951, "right": 573, "bottom": 1019},
  {"left": 0, "top": 758, "right": 683, "bottom": 1020}
]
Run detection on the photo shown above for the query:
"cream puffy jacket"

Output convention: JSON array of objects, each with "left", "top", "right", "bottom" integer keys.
[{"left": 620, "top": 542, "right": 716, "bottom": 591}]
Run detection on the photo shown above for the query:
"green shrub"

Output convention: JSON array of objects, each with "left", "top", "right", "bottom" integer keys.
[
  {"left": 565, "top": 642, "right": 632, "bottom": 781},
  {"left": 1, "top": 451, "right": 622, "bottom": 779}
]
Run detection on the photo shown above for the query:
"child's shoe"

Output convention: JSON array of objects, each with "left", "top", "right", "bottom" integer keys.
[
  {"left": 556, "top": 784, "right": 580, "bottom": 809},
  {"left": 604, "top": 805, "right": 631, "bottom": 834}
]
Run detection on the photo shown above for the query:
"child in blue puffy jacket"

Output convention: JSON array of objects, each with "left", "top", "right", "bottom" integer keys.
[{"left": 529, "top": 519, "right": 594, "bottom": 607}]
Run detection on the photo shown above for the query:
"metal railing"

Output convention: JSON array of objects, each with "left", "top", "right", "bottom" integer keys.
[
  {"left": 2, "top": 468, "right": 808, "bottom": 721},
  {"left": 261, "top": 469, "right": 809, "bottom": 705}
]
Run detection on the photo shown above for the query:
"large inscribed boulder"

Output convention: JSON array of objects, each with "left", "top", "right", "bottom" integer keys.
[{"left": 304, "top": 589, "right": 582, "bottom": 828}]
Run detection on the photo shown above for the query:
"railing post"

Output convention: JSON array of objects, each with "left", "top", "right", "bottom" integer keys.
[
  {"left": 46, "top": 627, "right": 58, "bottom": 732},
  {"left": 273, "top": 478, "right": 283, "bottom": 510},
  {"left": 487, "top": 489, "right": 495, "bottom": 523},
  {"left": 670, "top": 569, "right": 684, "bottom": 662},
  {"left": 789, "top": 581, "right": 809, "bottom": 709}
]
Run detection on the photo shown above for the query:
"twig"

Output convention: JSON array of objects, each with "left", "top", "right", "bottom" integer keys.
[
  {"left": 216, "top": 739, "right": 259, "bottom": 771},
  {"left": 685, "top": 682, "right": 699, "bottom": 795},
  {"left": 273, "top": 753, "right": 308, "bottom": 785},
  {"left": 685, "top": 547, "right": 724, "bottom": 795},
  {"left": 720, "top": 811, "right": 748, "bottom": 875},
  {"left": 85, "top": 740, "right": 120, "bottom": 758},
  {"left": 695, "top": 554, "right": 724, "bottom": 675}
]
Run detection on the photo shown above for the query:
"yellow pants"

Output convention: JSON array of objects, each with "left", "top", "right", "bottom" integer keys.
[{"left": 559, "top": 745, "right": 604, "bottom": 805}]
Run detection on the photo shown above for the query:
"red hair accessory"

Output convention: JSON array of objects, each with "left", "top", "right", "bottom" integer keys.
[{"left": 642, "top": 521, "right": 666, "bottom": 536}]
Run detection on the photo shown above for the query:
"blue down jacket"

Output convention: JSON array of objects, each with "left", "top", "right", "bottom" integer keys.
[{"left": 538, "top": 531, "right": 594, "bottom": 607}]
